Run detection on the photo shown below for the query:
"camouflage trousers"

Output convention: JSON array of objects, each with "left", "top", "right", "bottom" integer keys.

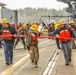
[{"left": 30, "top": 45, "right": 39, "bottom": 62}]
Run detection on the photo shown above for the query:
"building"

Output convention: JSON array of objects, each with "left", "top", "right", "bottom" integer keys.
[{"left": 0, "top": 2, "right": 18, "bottom": 25}]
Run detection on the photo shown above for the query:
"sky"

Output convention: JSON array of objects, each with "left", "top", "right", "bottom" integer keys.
[{"left": 0, "top": 0, "right": 68, "bottom": 10}]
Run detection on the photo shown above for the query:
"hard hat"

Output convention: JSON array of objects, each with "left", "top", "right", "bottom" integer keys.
[
  {"left": 1, "top": 18, "right": 8, "bottom": 24},
  {"left": 31, "top": 24, "right": 38, "bottom": 31},
  {"left": 26, "top": 22, "right": 29, "bottom": 25},
  {"left": 48, "top": 22, "right": 52, "bottom": 25},
  {"left": 33, "top": 21, "right": 39, "bottom": 26},
  {"left": 23, "top": 23, "right": 27, "bottom": 28},
  {"left": 59, "top": 19, "right": 65, "bottom": 25},
  {"left": 54, "top": 21, "right": 59, "bottom": 25},
  {"left": 70, "top": 20, "right": 75, "bottom": 24},
  {"left": 36, "top": 21, "right": 39, "bottom": 25}
]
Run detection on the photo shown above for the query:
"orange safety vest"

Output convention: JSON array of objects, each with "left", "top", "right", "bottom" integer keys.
[
  {"left": 2, "top": 30, "right": 12, "bottom": 40},
  {"left": 30, "top": 33, "right": 38, "bottom": 45},
  {"left": 59, "top": 29, "right": 71, "bottom": 42}
]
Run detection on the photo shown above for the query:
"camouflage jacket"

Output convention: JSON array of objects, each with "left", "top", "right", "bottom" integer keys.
[{"left": 17, "top": 26, "right": 28, "bottom": 35}]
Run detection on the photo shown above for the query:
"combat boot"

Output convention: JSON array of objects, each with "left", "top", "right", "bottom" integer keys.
[{"left": 35, "top": 60, "right": 38, "bottom": 68}]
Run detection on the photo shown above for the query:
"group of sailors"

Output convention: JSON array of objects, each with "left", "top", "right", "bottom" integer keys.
[
  {"left": 0, "top": 18, "right": 76, "bottom": 67},
  {"left": 0, "top": 19, "right": 39, "bottom": 68}
]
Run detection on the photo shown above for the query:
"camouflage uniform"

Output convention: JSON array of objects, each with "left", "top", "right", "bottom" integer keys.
[{"left": 26, "top": 31, "right": 39, "bottom": 67}]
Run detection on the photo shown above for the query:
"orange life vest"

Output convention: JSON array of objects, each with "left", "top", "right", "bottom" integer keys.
[
  {"left": 59, "top": 29, "right": 71, "bottom": 42},
  {"left": 30, "top": 33, "right": 38, "bottom": 45},
  {"left": 2, "top": 30, "right": 12, "bottom": 40}
]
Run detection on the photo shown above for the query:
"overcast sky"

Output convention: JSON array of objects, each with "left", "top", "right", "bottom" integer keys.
[{"left": 0, "top": 0, "right": 68, "bottom": 10}]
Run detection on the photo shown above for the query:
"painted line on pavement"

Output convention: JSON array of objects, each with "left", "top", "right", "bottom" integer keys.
[
  {"left": 12, "top": 48, "right": 46, "bottom": 75},
  {"left": 0, "top": 48, "right": 45, "bottom": 75}
]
